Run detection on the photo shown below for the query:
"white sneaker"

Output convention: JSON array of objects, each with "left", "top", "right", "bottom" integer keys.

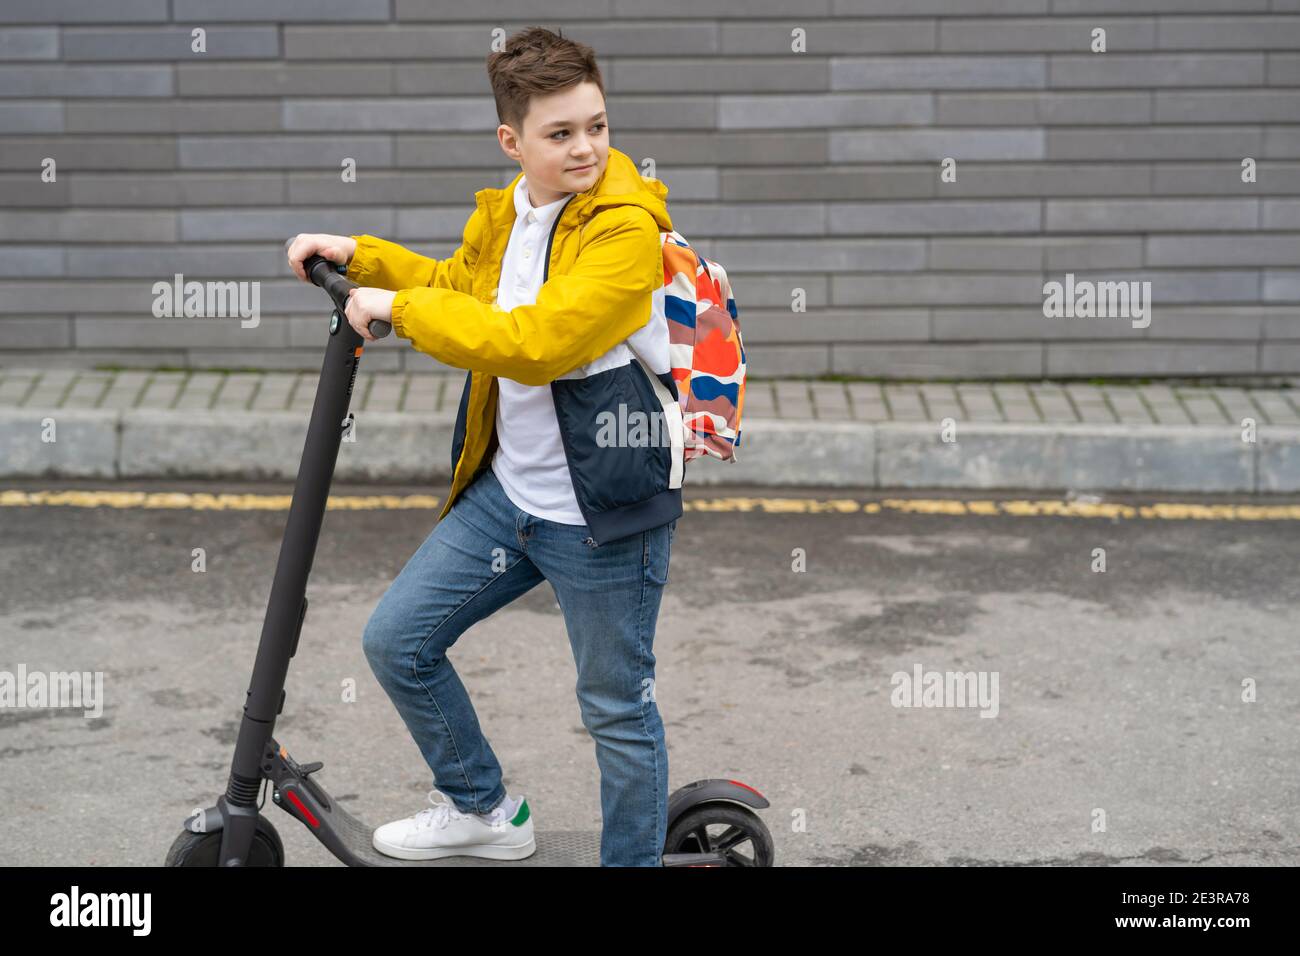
[{"left": 371, "top": 790, "right": 536, "bottom": 861}]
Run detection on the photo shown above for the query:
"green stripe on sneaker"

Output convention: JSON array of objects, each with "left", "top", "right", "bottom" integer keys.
[{"left": 510, "top": 798, "right": 530, "bottom": 827}]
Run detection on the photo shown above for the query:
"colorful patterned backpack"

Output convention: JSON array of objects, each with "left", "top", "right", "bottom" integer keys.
[{"left": 658, "top": 231, "right": 747, "bottom": 463}]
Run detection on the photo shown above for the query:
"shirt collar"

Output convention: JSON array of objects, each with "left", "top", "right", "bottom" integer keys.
[{"left": 514, "top": 175, "right": 573, "bottom": 228}]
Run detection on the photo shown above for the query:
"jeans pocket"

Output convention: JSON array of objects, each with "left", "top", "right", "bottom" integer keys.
[
  {"left": 665, "top": 520, "right": 675, "bottom": 584},
  {"left": 645, "top": 524, "right": 671, "bottom": 588}
]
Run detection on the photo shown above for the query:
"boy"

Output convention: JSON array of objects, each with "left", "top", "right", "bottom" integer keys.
[{"left": 286, "top": 26, "right": 684, "bottom": 867}]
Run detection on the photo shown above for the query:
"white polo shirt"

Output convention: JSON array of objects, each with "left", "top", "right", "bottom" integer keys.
[{"left": 489, "top": 175, "right": 586, "bottom": 524}]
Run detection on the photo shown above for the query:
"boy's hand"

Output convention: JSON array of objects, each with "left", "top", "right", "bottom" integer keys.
[
  {"left": 345, "top": 287, "right": 397, "bottom": 342},
  {"left": 287, "top": 233, "right": 358, "bottom": 282}
]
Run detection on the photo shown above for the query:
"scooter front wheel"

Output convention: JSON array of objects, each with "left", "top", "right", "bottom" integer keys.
[
  {"left": 164, "top": 815, "right": 286, "bottom": 867},
  {"left": 665, "top": 802, "right": 775, "bottom": 867}
]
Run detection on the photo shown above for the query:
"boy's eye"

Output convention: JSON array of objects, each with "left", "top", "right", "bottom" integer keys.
[{"left": 551, "top": 123, "right": 607, "bottom": 140}]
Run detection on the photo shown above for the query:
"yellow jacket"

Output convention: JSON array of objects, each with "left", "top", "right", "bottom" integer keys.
[{"left": 346, "top": 146, "right": 679, "bottom": 536}]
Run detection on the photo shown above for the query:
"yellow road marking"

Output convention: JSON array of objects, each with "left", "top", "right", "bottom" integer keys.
[
  {"left": 3, "top": 489, "right": 1300, "bottom": 521},
  {"left": 0, "top": 490, "right": 442, "bottom": 511}
]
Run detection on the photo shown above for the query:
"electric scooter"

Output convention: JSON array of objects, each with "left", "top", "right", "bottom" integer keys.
[{"left": 164, "top": 241, "right": 776, "bottom": 867}]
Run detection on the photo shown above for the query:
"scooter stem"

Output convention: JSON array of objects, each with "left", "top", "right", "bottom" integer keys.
[{"left": 217, "top": 245, "right": 378, "bottom": 864}]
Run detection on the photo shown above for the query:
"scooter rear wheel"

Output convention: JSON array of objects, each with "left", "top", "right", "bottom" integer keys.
[
  {"left": 665, "top": 803, "right": 775, "bottom": 866},
  {"left": 164, "top": 815, "right": 286, "bottom": 867}
]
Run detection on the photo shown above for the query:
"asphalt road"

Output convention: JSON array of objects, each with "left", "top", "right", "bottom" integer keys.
[{"left": 1, "top": 477, "right": 1297, "bottom": 867}]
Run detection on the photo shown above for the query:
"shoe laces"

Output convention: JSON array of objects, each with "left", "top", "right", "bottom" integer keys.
[{"left": 413, "top": 790, "right": 470, "bottom": 830}]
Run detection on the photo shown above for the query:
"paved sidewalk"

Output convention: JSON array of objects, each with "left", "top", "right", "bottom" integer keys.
[
  {"left": 3, "top": 367, "right": 1300, "bottom": 493},
  {"left": 5, "top": 367, "right": 1300, "bottom": 427}
]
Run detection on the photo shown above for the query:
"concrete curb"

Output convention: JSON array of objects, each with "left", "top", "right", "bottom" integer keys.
[{"left": 3, "top": 409, "right": 1299, "bottom": 494}]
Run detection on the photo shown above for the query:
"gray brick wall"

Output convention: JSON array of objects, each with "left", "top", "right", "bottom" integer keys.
[{"left": 1, "top": 0, "right": 1298, "bottom": 379}]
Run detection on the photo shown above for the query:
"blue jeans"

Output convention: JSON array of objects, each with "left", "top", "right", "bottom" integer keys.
[{"left": 362, "top": 466, "right": 675, "bottom": 867}]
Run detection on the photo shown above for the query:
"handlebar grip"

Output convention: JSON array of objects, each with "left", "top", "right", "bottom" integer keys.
[{"left": 285, "top": 237, "right": 392, "bottom": 339}]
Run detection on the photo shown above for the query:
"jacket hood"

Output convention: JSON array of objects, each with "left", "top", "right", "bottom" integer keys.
[{"left": 479, "top": 145, "right": 673, "bottom": 234}]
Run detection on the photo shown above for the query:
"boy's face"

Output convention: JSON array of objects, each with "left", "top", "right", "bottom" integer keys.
[{"left": 497, "top": 80, "right": 609, "bottom": 207}]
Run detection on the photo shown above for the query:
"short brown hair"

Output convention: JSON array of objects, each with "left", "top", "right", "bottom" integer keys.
[{"left": 486, "top": 27, "right": 606, "bottom": 135}]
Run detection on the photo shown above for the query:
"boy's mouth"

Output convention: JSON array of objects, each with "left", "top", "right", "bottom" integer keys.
[{"left": 568, "top": 163, "right": 595, "bottom": 172}]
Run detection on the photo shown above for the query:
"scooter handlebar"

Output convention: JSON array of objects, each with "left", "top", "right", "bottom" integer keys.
[{"left": 285, "top": 237, "right": 392, "bottom": 339}]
